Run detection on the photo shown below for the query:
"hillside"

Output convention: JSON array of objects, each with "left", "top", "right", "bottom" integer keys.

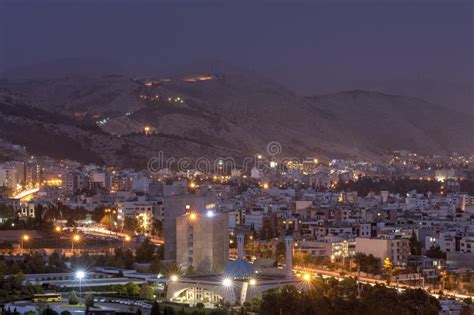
[{"left": 0, "top": 74, "right": 472, "bottom": 168}]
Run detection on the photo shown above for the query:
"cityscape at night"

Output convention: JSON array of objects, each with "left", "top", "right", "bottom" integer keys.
[{"left": 0, "top": 1, "right": 473, "bottom": 315}]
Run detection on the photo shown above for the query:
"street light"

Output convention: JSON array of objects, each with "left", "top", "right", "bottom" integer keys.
[
  {"left": 20, "top": 234, "right": 29, "bottom": 255},
  {"left": 123, "top": 235, "right": 131, "bottom": 247},
  {"left": 170, "top": 274, "right": 179, "bottom": 282},
  {"left": 222, "top": 278, "right": 232, "bottom": 287},
  {"left": 76, "top": 270, "right": 85, "bottom": 298},
  {"left": 55, "top": 226, "right": 61, "bottom": 233},
  {"left": 249, "top": 278, "right": 257, "bottom": 286},
  {"left": 72, "top": 234, "right": 81, "bottom": 254},
  {"left": 302, "top": 273, "right": 311, "bottom": 282}
]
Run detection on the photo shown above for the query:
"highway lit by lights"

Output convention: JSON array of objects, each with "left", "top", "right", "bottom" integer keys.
[{"left": 11, "top": 187, "right": 40, "bottom": 200}]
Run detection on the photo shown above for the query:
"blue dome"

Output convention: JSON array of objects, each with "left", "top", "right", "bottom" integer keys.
[{"left": 224, "top": 259, "right": 255, "bottom": 279}]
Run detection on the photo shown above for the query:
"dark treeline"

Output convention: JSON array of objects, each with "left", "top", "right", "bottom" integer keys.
[{"left": 259, "top": 278, "right": 440, "bottom": 315}]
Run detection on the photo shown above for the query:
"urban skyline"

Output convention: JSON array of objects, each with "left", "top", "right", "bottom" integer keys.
[{"left": 0, "top": 1, "right": 473, "bottom": 315}]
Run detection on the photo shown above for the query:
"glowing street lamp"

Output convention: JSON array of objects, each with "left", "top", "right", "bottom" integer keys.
[
  {"left": 55, "top": 226, "right": 61, "bottom": 233},
  {"left": 76, "top": 270, "right": 85, "bottom": 297},
  {"left": 20, "top": 234, "right": 29, "bottom": 255},
  {"left": 222, "top": 278, "right": 232, "bottom": 287},
  {"left": 123, "top": 235, "right": 131, "bottom": 247},
  {"left": 170, "top": 274, "right": 179, "bottom": 282},
  {"left": 189, "top": 212, "right": 197, "bottom": 221},
  {"left": 249, "top": 278, "right": 257, "bottom": 286},
  {"left": 302, "top": 273, "right": 311, "bottom": 282},
  {"left": 72, "top": 234, "right": 81, "bottom": 254}
]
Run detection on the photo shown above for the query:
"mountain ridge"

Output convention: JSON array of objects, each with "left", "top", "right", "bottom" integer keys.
[{"left": 0, "top": 73, "right": 472, "bottom": 168}]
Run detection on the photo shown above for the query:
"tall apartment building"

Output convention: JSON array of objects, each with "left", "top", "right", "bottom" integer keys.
[
  {"left": 176, "top": 211, "right": 229, "bottom": 273},
  {"left": 0, "top": 161, "right": 24, "bottom": 190},
  {"left": 355, "top": 236, "right": 409, "bottom": 266},
  {"left": 163, "top": 193, "right": 216, "bottom": 260}
]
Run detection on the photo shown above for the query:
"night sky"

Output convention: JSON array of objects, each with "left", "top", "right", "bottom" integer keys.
[{"left": 1, "top": 1, "right": 472, "bottom": 94}]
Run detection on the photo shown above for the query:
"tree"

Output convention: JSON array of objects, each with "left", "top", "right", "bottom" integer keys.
[
  {"left": 383, "top": 257, "right": 393, "bottom": 276},
  {"left": 196, "top": 302, "right": 205, "bottom": 309},
  {"left": 114, "top": 248, "right": 135, "bottom": 269},
  {"left": 354, "top": 252, "right": 381, "bottom": 274},
  {"left": 84, "top": 293, "right": 95, "bottom": 309},
  {"left": 69, "top": 291, "right": 79, "bottom": 305},
  {"left": 426, "top": 245, "right": 447, "bottom": 259},
  {"left": 125, "top": 282, "right": 140, "bottom": 296},
  {"left": 409, "top": 231, "right": 423, "bottom": 255},
  {"left": 136, "top": 238, "right": 155, "bottom": 262},
  {"left": 140, "top": 283, "right": 154, "bottom": 300},
  {"left": 42, "top": 307, "right": 58, "bottom": 315},
  {"left": 150, "top": 301, "right": 161, "bottom": 315},
  {"left": 99, "top": 214, "right": 114, "bottom": 228},
  {"left": 152, "top": 220, "right": 163, "bottom": 237},
  {"left": 123, "top": 217, "right": 138, "bottom": 233}
]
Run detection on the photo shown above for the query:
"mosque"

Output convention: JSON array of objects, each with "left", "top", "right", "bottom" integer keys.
[{"left": 166, "top": 233, "right": 300, "bottom": 306}]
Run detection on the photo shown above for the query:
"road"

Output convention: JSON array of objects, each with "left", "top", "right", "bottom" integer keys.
[
  {"left": 67, "top": 226, "right": 164, "bottom": 245},
  {"left": 293, "top": 265, "right": 473, "bottom": 300},
  {"left": 11, "top": 187, "right": 40, "bottom": 200}
]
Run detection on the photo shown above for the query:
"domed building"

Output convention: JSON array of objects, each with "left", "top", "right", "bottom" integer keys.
[
  {"left": 224, "top": 258, "right": 255, "bottom": 279},
  {"left": 167, "top": 231, "right": 298, "bottom": 307}
]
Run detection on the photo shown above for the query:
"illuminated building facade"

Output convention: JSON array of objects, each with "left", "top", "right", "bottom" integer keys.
[{"left": 176, "top": 211, "right": 229, "bottom": 273}]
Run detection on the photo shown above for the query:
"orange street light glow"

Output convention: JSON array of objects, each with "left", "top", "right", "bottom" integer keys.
[
  {"left": 22, "top": 234, "right": 30, "bottom": 241},
  {"left": 73, "top": 234, "right": 81, "bottom": 242},
  {"left": 189, "top": 212, "right": 197, "bottom": 221}
]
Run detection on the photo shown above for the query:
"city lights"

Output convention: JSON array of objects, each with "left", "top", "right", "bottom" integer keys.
[
  {"left": 0, "top": 5, "right": 470, "bottom": 313},
  {"left": 76, "top": 270, "right": 85, "bottom": 297},
  {"left": 76, "top": 270, "right": 85, "bottom": 279},
  {"left": 222, "top": 278, "right": 232, "bottom": 287},
  {"left": 189, "top": 212, "right": 198, "bottom": 221}
]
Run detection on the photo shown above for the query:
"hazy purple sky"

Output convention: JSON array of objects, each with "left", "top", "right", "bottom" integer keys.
[{"left": 1, "top": 0, "right": 472, "bottom": 94}]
